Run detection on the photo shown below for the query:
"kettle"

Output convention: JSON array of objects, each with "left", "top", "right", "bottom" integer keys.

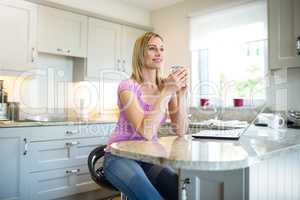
[{"left": 7, "top": 102, "right": 20, "bottom": 121}]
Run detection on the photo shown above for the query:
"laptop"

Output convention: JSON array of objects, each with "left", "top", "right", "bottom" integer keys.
[{"left": 191, "top": 104, "right": 266, "bottom": 140}]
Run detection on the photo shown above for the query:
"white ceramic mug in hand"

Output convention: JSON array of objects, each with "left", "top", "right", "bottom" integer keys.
[
  {"left": 170, "top": 65, "right": 184, "bottom": 73},
  {"left": 258, "top": 113, "right": 285, "bottom": 129},
  {"left": 170, "top": 65, "right": 187, "bottom": 88}
]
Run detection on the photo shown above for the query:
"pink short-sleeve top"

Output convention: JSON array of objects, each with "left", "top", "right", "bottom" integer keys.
[{"left": 106, "top": 79, "right": 167, "bottom": 151}]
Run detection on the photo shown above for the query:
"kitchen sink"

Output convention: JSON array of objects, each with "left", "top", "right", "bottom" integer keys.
[{"left": 24, "top": 115, "right": 68, "bottom": 122}]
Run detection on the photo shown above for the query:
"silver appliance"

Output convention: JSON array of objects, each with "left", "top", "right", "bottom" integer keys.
[
  {"left": 0, "top": 80, "right": 8, "bottom": 120},
  {"left": 287, "top": 110, "right": 300, "bottom": 128},
  {"left": 0, "top": 103, "right": 8, "bottom": 120},
  {"left": 7, "top": 102, "right": 20, "bottom": 121}
]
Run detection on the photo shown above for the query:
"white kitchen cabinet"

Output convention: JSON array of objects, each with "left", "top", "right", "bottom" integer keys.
[
  {"left": 29, "top": 164, "right": 99, "bottom": 200},
  {"left": 29, "top": 137, "right": 107, "bottom": 172},
  {"left": 0, "top": 0, "right": 37, "bottom": 72},
  {"left": 38, "top": 6, "right": 88, "bottom": 58},
  {"left": 121, "top": 26, "right": 146, "bottom": 75},
  {"left": 268, "top": 0, "right": 300, "bottom": 69},
  {"left": 74, "top": 18, "right": 145, "bottom": 81},
  {"left": 0, "top": 123, "right": 115, "bottom": 200},
  {"left": 28, "top": 136, "right": 108, "bottom": 200},
  {"left": 86, "top": 18, "right": 122, "bottom": 79},
  {"left": 0, "top": 130, "right": 30, "bottom": 200}
]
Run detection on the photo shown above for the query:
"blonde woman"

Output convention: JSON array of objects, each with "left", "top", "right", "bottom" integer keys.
[{"left": 103, "top": 32, "right": 188, "bottom": 200}]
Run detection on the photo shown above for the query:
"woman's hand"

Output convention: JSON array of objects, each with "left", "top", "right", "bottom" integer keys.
[
  {"left": 176, "top": 67, "right": 189, "bottom": 97},
  {"left": 163, "top": 67, "right": 188, "bottom": 94}
]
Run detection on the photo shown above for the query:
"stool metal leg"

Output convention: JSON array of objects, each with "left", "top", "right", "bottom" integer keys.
[{"left": 121, "top": 192, "right": 128, "bottom": 200}]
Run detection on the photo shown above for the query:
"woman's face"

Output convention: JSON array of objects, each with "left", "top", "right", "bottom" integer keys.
[{"left": 144, "top": 36, "right": 164, "bottom": 70}]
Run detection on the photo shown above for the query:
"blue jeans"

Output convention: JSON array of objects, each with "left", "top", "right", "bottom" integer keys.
[{"left": 103, "top": 152, "right": 178, "bottom": 200}]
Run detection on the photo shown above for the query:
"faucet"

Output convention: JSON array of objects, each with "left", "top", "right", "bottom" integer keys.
[
  {"left": 187, "top": 113, "right": 193, "bottom": 122},
  {"left": 213, "top": 105, "right": 223, "bottom": 121}
]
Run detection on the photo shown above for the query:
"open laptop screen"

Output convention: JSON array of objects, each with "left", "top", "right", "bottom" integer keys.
[{"left": 191, "top": 104, "right": 266, "bottom": 140}]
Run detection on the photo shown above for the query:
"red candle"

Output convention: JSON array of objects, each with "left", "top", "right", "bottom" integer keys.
[
  {"left": 200, "top": 98, "right": 209, "bottom": 107},
  {"left": 233, "top": 98, "right": 244, "bottom": 107}
]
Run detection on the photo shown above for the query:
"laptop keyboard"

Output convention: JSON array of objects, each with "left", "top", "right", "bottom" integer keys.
[{"left": 192, "top": 129, "right": 244, "bottom": 138}]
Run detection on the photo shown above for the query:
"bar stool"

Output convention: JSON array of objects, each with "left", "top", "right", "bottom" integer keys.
[{"left": 88, "top": 145, "right": 128, "bottom": 200}]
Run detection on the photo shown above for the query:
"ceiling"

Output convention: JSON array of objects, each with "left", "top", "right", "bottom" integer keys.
[{"left": 121, "top": 0, "right": 185, "bottom": 11}]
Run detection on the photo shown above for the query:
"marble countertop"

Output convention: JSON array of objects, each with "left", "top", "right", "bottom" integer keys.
[
  {"left": 111, "top": 126, "right": 300, "bottom": 171},
  {"left": 0, "top": 114, "right": 118, "bottom": 128}
]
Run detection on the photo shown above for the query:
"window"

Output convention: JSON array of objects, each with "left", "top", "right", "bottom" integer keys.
[{"left": 190, "top": 1, "right": 267, "bottom": 107}]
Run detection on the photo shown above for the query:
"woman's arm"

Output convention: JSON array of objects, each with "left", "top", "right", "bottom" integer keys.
[
  {"left": 119, "top": 88, "right": 172, "bottom": 140},
  {"left": 120, "top": 69, "right": 186, "bottom": 140},
  {"left": 168, "top": 91, "right": 188, "bottom": 136},
  {"left": 175, "top": 91, "right": 188, "bottom": 136}
]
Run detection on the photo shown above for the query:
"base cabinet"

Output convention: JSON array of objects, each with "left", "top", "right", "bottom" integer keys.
[
  {"left": 180, "top": 150, "right": 300, "bottom": 200},
  {"left": 0, "top": 123, "right": 115, "bottom": 200},
  {"left": 0, "top": 135, "right": 28, "bottom": 200},
  {"left": 29, "top": 165, "right": 99, "bottom": 200}
]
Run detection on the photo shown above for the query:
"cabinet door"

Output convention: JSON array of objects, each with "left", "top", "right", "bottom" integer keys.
[
  {"left": 0, "top": 136, "right": 29, "bottom": 200},
  {"left": 29, "top": 137, "right": 107, "bottom": 172},
  {"left": 121, "top": 26, "right": 145, "bottom": 76},
  {"left": 29, "top": 165, "right": 99, "bottom": 200},
  {"left": 87, "top": 18, "right": 122, "bottom": 79},
  {"left": 38, "top": 6, "right": 88, "bottom": 58},
  {"left": 0, "top": 0, "right": 37, "bottom": 72},
  {"left": 269, "top": 0, "right": 300, "bottom": 69}
]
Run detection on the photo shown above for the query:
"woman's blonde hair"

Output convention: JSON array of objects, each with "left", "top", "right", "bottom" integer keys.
[{"left": 131, "top": 32, "right": 164, "bottom": 89}]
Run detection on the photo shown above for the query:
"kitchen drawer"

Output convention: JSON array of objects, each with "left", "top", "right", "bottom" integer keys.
[
  {"left": 29, "top": 137, "right": 107, "bottom": 172},
  {"left": 29, "top": 123, "right": 115, "bottom": 141},
  {"left": 29, "top": 164, "right": 99, "bottom": 200}
]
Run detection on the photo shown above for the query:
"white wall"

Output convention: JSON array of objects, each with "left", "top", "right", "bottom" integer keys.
[
  {"left": 151, "top": 0, "right": 251, "bottom": 73},
  {"left": 0, "top": 53, "right": 73, "bottom": 118},
  {"left": 269, "top": 68, "right": 300, "bottom": 112},
  {"left": 151, "top": 2, "right": 189, "bottom": 75},
  {"left": 151, "top": 0, "right": 300, "bottom": 112},
  {"left": 44, "top": 0, "right": 151, "bottom": 27},
  {"left": 0, "top": 53, "right": 120, "bottom": 119}
]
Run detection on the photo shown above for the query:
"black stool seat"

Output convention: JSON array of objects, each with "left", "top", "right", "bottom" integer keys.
[{"left": 87, "top": 145, "right": 117, "bottom": 190}]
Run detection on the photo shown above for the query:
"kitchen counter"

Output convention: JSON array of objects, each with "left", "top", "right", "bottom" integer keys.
[
  {"left": 0, "top": 114, "right": 118, "bottom": 128},
  {"left": 111, "top": 126, "right": 300, "bottom": 200},
  {"left": 111, "top": 126, "right": 300, "bottom": 170}
]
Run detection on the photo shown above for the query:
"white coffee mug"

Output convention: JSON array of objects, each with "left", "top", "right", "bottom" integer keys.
[{"left": 257, "top": 113, "right": 285, "bottom": 129}]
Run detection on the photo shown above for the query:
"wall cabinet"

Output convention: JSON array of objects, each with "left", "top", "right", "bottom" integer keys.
[
  {"left": 0, "top": 0, "right": 37, "bottom": 72},
  {"left": 0, "top": 0, "right": 145, "bottom": 78},
  {"left": 268, "top": 0, "right": 300, "bottom": 69},
  {"left": 74, "top": 18, "right": 145, "bottom": 81},
  {"left": 122, "top": 26, "right": 146, "bottom": 75},
  {"left": 38, "top": 6, "right": 88, "bottom": 58},
  {"left": 0, "top": 123, "right": 115, "bottom": 200},
  {"left": 86, "top": 18, "right": 122, "bottom": 80}
]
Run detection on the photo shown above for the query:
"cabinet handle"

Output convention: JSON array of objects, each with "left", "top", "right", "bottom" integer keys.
[
  {"left": 65, "top": 141, "right": 80, "bottom": 147},
  {"left": 57, "top": 48, "right": 71, "bottom": 54},
  {"left": 116, "top": 59, "right": 121, "bottom": 71},
  {"left": 23, "top": 138, "right": 29, "bottom": 155},
  {"left": 181, "top": 178, "right": 191, "bottom": 200},
  {"left": 297, "top": 36, "right": 300, "bottom": 55},
  {"left": 31, "top": 47, "right": 36, "bottom": 63},
  {"left": 66, "top": 169, "right": 80, "bottom": 174},
  {"left": 122, "top": 60, "right": 126, "bottom": 72},
  {"left": 65, "top": 130, "right": 79, "bottom": 135}
]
